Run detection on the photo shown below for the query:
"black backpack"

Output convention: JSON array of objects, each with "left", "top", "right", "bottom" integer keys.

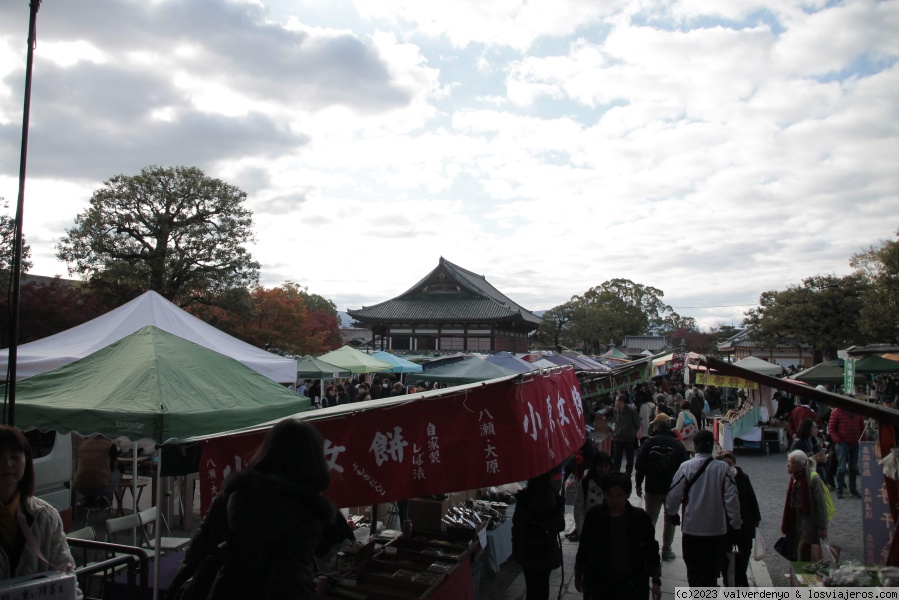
[
  {"left": 645, "top": 444, "right": 679, "bottom": 479},
  {"left": 517, "top": 518, "right": 555, "bottom": 568}
]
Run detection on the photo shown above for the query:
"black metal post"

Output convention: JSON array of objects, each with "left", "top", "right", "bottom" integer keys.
[{"left": 6, "top": 0, "right": 43, "bottom": 426}]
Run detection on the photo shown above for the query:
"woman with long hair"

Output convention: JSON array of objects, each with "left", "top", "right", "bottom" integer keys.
[
  {"left": 169, "top": 420, "right": 334, "bottom": 599},
  {"left": 0, "top": 426, "right": 80, "bottom": 594}
]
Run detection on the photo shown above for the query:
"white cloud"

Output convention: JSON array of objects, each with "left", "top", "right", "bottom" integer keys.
[{"left": 0, "top": 0, "right": 896, "bottom": 333}]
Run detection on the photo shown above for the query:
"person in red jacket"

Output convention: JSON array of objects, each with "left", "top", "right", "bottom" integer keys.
[
  {"left": 787, "top": 400, "right": 817, "bottom": 440},
  {"left": 828, "top": 406, "right": 865, "bottom": 499}
]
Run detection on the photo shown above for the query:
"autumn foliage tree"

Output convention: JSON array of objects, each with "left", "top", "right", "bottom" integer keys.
[
  {"left": 187, "top": 282, "right": 341, "bottom": 356},
  {"left": 0, "top": 279, "right": 106, "bottom": 347}
]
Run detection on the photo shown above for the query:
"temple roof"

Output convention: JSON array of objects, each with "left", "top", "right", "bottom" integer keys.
[{"left": 347, "top": 257, "right": 542, "bottom": 327}]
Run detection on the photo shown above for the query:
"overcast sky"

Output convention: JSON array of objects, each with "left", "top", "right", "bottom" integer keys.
[{"left": 1, "top": 0, "right": 897, "bottom": 329}]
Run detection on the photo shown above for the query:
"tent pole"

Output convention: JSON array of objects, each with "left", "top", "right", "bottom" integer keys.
[
  {"left": 153, "top": 448, "right": 163, "bottom": 600},
  {"left": 132, "top": 442, "right": 138, "bottom": 546}
]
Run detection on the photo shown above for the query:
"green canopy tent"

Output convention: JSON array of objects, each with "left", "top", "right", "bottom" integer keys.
[
  {"left": 793, "top": 359, "right": 847, "bottom": 386},
  {"left": 296, "top": 356, "right": 352, "bottom": 380},
  {"left": 856, "top": 355, "right": 899, "bottom": 374},
  {"left": 409, "top": 356, "right": 518, "bottom": 385},
  {"left": 9, "top": 325, "right": 313, "bottom": 598},
  {"left": 9, "top": 326, "right": 311, "bottom": 442},
  {"left": 318, "top": 345, "right": 393, "bottom": 374}
]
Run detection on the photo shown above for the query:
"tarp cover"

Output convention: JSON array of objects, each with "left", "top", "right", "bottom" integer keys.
[
  {"left": 318, "top": 346, "right": 393, "bottom": 374},
  {"left": 8, "top": 326, "right": 310, "bottom": 442},
  {"left": 198, "top": 368, "right": 585, "bottom": 509},
  {"left": 0, "top": 290, "right": 297, "bottom": 383}
]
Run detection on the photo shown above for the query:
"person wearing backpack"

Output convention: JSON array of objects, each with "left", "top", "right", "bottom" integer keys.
[
  {"left": 635, "top": 413, "right": 688, "bottom": 561},
  {"left": 665, "top": 430, "right": 742, "bottom": 587},
  {"left": 716, "top": 451, "right": 761, "bottom": 587},
  {"left": 674, "top": 400, "right": 698, "bottom": 455},
  {"left": 512, "top": 471, "right": 566, "bottom": 600},
  {"left": 575, "top": 473, "right": 662, "bottom": 600},
  {"left": 780, "top": 450, "right": 829, "bottom": 561}
]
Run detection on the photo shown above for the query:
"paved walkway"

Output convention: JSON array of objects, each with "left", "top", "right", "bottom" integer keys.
[{"left": 479, "top": 486, "right": 772, "bottom": 599}]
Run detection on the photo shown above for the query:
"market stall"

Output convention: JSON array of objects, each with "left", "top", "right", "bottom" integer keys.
[{"left": 701, "top": 356, "right": 899, "bottom": 566}]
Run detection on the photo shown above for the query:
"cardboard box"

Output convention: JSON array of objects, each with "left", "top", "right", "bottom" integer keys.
[{"left": 406, "top": 491, "right": 472, "bottom": 532}]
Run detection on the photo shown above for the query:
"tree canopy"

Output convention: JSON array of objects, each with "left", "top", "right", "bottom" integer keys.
[
  {"left": 0, "top": 199, "right": 32, "bottom": 286},
  {"left": 744, "top": 273, "right": 870, "bottom": 361},
  {"left": 851, "top": 230, "right": 899, "bottom": 343},
  {"left": 56, "top": 166, "right": 260, "bottom": 306},
  {"left": 535, "top": 279, "right": 681, "bottom": 353}
]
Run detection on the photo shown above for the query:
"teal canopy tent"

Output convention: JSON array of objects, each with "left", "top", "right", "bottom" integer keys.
[
  {"left": 410, "top": 356, "right": 518, "bottom": 385},
  {"left": 372, "top": 351, "right": 423, "bottom": 373}
]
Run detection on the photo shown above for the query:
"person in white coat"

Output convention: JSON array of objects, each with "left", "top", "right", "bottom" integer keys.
[
  {"left": 0, "top": 426, "right": 81, "bottom": 598},
  {"left": 665, "top": 430, "right": 741, "bottom": 588}
]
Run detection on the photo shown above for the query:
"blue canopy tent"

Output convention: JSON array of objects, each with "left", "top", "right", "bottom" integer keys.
[
  {"left": 372, "top": 351, "right": 424, "bottom": 374},
  {"left": 485, "top": 352, "right": 535, "bottom": 373}
]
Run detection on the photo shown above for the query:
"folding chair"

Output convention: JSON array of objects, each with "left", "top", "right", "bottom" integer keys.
[
  {"left": 104, "top": 513, "right": 157, "bottom": 559},
  {"left": 137, "top": 506, "right": 190, "bottom": 554}
]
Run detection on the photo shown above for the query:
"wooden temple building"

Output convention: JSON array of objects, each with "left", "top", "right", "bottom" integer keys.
[{"left": 347, "top": 258, "right": 542, "bottom": 353}]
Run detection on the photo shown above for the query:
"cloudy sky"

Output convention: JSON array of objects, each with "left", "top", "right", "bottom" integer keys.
[{"left": 1, "top": 0, "right": 897, "bottom": 329}]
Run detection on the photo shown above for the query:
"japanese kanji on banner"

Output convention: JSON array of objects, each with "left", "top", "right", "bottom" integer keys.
[{"left": 198, "top": 368, "right": 585, "bottom": 513}]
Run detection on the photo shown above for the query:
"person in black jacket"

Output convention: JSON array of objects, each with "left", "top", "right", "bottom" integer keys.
[
  {"left": 575, "top": 473, "right": 662, "bottom": 600},
  {"left": 512, "top": 471, "right": 566, "bottom": 600},
  {"left": 635, "top": 413, "right": 688, "bottom": 561},
  {"left": 717, "top": 451, "right": 761, "bottom": 587},
  {"left": 168, "top": 420, "right": 335, "bottom": 600}
]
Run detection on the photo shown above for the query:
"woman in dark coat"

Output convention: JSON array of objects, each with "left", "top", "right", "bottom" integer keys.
[
  {"left": 575, "top": 473, "right": 661, "bottom": 600},
  {"left": 168, "top": 420, "right": 335, "bottom": 599},
  {"left": 717, "top": 451, "right": 761, "bottom": 587},
  {"left": 512, "top": 471, "right": 566, "bottom": 600}
]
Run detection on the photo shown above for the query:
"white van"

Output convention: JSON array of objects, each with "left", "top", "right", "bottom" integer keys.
[{"left": 26, "top": 430, "right": 74, "bottom": 529}]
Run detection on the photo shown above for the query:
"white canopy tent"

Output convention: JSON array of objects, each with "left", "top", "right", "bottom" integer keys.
[
  {"left": 0, "top": 290, "right": 297, "bottom": 383},
  {"left": 733, "top": 356, "right": 785, "bottom": 377}
]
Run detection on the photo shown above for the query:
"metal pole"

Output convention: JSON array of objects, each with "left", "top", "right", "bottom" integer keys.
[{"left": 6, "top": 0, "right": 43, "bottom": 426}]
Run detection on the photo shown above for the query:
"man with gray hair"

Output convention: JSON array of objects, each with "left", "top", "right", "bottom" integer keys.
[{"left": 665, "top": 430, "right": 741, "bottom": 587}]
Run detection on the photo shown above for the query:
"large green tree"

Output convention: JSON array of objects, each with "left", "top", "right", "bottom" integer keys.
[
  {"left": 56, "top": 166, "right": 260, "bottom": 306},
  {"left": 851, "top": 230, "right": 899, "bottom": 343},
  {"left": 744, "top": 274, "right": 870, "bottom": 361},
  {"left": 537, "top": 279, "right": 679, "bottom": 353}
]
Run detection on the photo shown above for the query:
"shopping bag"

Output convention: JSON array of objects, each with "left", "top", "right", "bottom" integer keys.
[
  {"left": 810, "top": 539, "right": 841, "bottom": 564},
  {"left": 753, "top": 531, "right": 766, "bottom": 561},
  {"left": 773, "top": 536, "right": 790, "bottom": 559}
]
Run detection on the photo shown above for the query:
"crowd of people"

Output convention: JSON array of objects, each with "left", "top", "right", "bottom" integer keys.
[
  {"left": 292, "top": 376, "right": 441, "bottom": 408},
  {"left": 512, "top": 367, "right": 896, "bottom": 600}
]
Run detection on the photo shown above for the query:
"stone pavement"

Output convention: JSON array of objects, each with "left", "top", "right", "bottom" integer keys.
[{"left": 479, "top": 486, "right": 773, "bottom": 600}]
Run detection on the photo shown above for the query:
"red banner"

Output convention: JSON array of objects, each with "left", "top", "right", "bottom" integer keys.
[{"left": 199, "top": 368, "right": 585, "bottom": 513}]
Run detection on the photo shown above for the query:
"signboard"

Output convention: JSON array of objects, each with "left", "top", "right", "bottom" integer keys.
[
  {"left": 695, "top": 373, "right": 759, "bottom": 390},
  {"left": 860, "top": 442, "right": 895, "bottom": 565},
  {"left": 844, "top": 358, "right": 857, "bottom": 394},
  {"left": 199, "top": 369, "right": 585, "bottom": 512}
]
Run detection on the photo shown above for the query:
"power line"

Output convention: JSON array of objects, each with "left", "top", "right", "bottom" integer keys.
[{"left": 671, "top": 303, "right": 757, "bottom": 309}]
